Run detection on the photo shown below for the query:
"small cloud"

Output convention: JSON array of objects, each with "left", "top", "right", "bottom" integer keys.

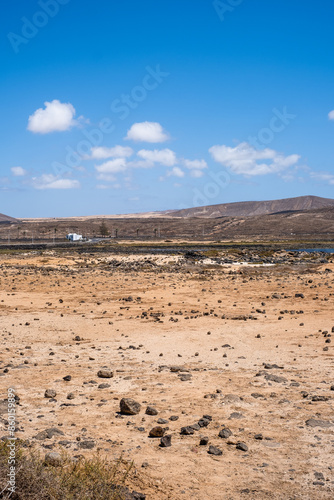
[
  {"left": 137, "top": 148, "right": 176, "bottom": 166},
  {"left": 96, "top": 173, "right": 117, "bottom": 182},
  {"left": 329, "top": 110, "right": 334, "bottom": 120},
  {"left": 310, "top": 171, "right": 334, "bottom": 185},
  {"left": 190, "top": 169, "right": 204, "bottom": 178},
  {"left": 182, "top": 158, "right": 207, "bottom": 178},
  {"left": 125, "top": 122, "right": 169, "bottom": 143},
  {"left": 96, "top": 183, "right": 120, "bottom": 189},
  {"left": 32, "top": 174, "right": 80, "bottom": 189},
  {"left": 94, "top": 155, "right": 161, "bottom": 179},
  {"left": 128, "top": 159, "right": 154, "bottom": 169},
  {"left": 27, "top": 100, "right": 77, "bottom": 134},
  {"left": 89, "top": 145, "right": 133, "bottom": 160},
  {"left": 95, "top": 158, "right": 127, "bottom": 174},
  {"left": 167, "top": 166, "right": 185, "bottom": 178},
  {"left": 280, "top": 173, "right": 295, "bottom": 182},
  {"left": 183, "top": 159, "right": 208, "bottom": 170},
  {"left": 209, "top": 142, "right": 300, "bottom": 176},
  {"left": 11, "top": 166, "right": 27, "bottom": 176}
]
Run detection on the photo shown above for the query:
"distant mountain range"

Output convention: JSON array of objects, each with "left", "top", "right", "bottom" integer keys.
[
  {"left": 5, "top": 195, "right": 334, "bottom": 222},
  {"left": 159, "top": 195, "right": 334, "bottom": 218},
  {"left": 0, "top": 213, "right": 17, "bottom": 223},
  {"left": 3, "top": 195, "right": 334, "bottom": 240}
]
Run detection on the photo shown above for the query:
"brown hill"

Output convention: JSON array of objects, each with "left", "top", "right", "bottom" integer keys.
[
  {"left": 0, "top": 213, "right": 17, "bottom": 224},
  {"left": 2, "top": 206, "right": 334, "bottom": 242},
  {"left": 164, "top": 195, "right": 334, "bottom": 218}
]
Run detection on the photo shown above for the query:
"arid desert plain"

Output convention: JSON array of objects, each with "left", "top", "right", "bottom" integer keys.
[{"left": 1, "top": 245, "right": 333, "bottom": 499}]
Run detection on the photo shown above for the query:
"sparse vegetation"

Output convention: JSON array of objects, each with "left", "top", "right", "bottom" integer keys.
[
  {"left": 0, "top": 440, "right": 137, "bottom": 500},
  {"left": 99, "top": 221, "right": 109, "bottom": 237},
  {"left": 203, "top": 249, "right": 220, "bottom": 257}
]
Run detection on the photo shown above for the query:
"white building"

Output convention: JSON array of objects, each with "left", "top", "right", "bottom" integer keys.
[{"left": 66, "top": 233, "right": 83, "bottom": 242}]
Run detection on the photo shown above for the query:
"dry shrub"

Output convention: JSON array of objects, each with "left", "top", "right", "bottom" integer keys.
[{"left": 0, "top": 440, "right": 139, "bottom": 500}]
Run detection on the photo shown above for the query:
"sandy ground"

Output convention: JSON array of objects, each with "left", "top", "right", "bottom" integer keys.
[{"left": 0, "top": 250, "right": 333, "bottom": 499}]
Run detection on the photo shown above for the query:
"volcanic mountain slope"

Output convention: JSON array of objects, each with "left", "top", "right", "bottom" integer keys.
[
  {"left": 0, "top": 213, "right": 17, "bottom": 223},
  {"left": 2, "top": 206, "right": 334, "bottom": 241},
  {"left": 162, "top": 195, "right": 334, "bottom": 218},
  {"left": 207, "top": 205, "right": 334, "bottom": 239}
]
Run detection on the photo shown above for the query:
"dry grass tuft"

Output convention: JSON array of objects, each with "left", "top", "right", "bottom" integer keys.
[{"left": 0, "top": 440, "right": 141, "bottom": 499}]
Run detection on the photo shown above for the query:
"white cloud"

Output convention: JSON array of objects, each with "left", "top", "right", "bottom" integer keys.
[
  {"left": 183, "top": 158, "right": 208, "bottom": 170},
  {"left": 32, "top": 174, "right": 80, "bottom": 189},
  {"left": 167, "top": 166, "right": 185, "bottom": 178},
  {"left": 95, "top": 158, "right": 127, "bottom": 174},
  {"left": 182, "top": 158, "right": 207, "bottom": 178},
  {"left": 90, "top": 145, "right": 133, "bottom": 160},
  {"left": 209, "top": 142, "right": 300, "bottom": 176},
  {"left": 310, "top": 171, "right": 334, "bottom": 185},
  {"left": 280, "top": 173, "right": 295, "bottom": 182},
  {"left": 11, "top": 166, "right": 26, "bottom": 176},
  {"left": 96, "top": 183, "right": 120, "bottom": 189},
  {"left": 27, "top": 100, "right": 77, "bottom": 134},
  {"left": 128, "top": 159, "right": 154, "bottom": 169},
  {"left": 96, "top": 173, "right": 117, "bottom": 182},
  {"left": 329, "top": 110, "right": 334, "bottom": 120},
  {"left": 190, "top": 169, "right": 204, "bottom": 178},
  {"left": 137, "top": 148, "right": 176, "bottom": 166},
  {"left": 94, "top": 154, "right": 159, "bottom": 182},
  {"left": 125, "top": 122, "right": 169, "bottom": 142}
]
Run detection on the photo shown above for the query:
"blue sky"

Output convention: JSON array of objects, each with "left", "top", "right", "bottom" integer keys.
[{"left": 1, "top": 0, "right": 334, "bottom": 217}]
